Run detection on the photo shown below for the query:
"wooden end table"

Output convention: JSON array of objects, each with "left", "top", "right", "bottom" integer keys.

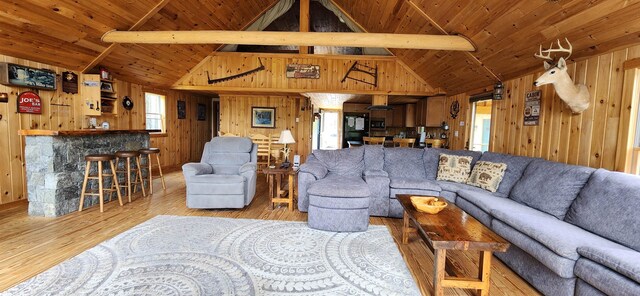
[
  {"left": 262, "top": 166, "right": 297, "bottom": 210},
  {"left": 397, "top": 194, "right": 510, "bottom": 296}
]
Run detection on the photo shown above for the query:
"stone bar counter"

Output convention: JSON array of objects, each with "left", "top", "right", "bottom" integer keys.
[{"left": 18, "top": 129, "right": 151, "bottom": 217}]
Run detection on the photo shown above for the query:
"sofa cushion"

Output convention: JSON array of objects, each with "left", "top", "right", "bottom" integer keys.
[
  {"left": 313, "top": 146, "right": 365, "bottom": 177},
  {"left": 565, "top": 169, "right": 640, "bottom": 251},
  {"left": 363, "top": 145, "right": 384, "bottom": 171},
  {"left": 456, "top": 189, "right": 520, "bottom": 214},
  {"left": 206, "top": 137, "right": 253, "bottom": 153},
  {"left": 509, "top": 159, "right": 594, "bottom": 219},
  {"left": 490, "top": 204, "right": 622, "bottom": 261},
  {"left": 455, "top": 197, "right": 492, "bottom": 227},
  {"left": 186, "top": 175, "right": 245, "bottom": 195},
  {"left": 436, "top": 154, "right": 473, "bottom": 183},
  {"left": 492, "top": 220, "right": 577, "bottom": 278},
  {"left": 575, "top": 258, "right": 640, "bottom": 296},
  {"left": 577, "top": 245, "right": 640, "bottom": 283},
  {"left": 478, "top": 152, "right": 536, "bottom": 195},
  {"left": 307, "top": 175, "right": 370, "bottom": 198},
  {"left": 423, "top": 148, "right": 482, "bottom": 180},
  {"left": 384, "top": 148, "right": 426, "bottom": 179},
  {"left": 438, "top": 181, "right": 507, "bottom": 198},
  {"left": 389, "top": 178, "right": 440, "bottom": 191}
]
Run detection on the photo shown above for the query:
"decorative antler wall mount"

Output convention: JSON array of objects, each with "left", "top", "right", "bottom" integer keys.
[{"left": 206, "top": 58, "right": 265, "bottom": 84}]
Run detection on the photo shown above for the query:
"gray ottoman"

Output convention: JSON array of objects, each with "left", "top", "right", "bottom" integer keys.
[{"left": 306, "top": 176, "right": 371, "bottom": 232}]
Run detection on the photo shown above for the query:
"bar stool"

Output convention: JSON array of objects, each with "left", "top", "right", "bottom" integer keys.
[
  {"left": 115, "top": 150, "right": 146, "bottom": 202},
  {"left": 79, "top": 154, "right": 122, "bottom": 212},
  {"left": 139, "top": 148, "right": 166, "bottom": 194}
]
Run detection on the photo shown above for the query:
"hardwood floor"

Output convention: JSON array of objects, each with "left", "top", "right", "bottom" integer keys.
[{"left": 0, "top": 171, "right": 540, "bottom": 295}]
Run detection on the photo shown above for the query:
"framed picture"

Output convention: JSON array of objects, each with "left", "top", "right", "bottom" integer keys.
[
  {"left": 0, "top": 62, "right": 57, "bottom": 90},
  {"left": 197, "top": 103, "right": 206, "bottom": 121},
  {"left": 251, "top": 107, "right": 276, "bottom": 128},
  {"left": 177, "top": 100, "right": 186, "bottom": 119},
  {"left": 100, "top": 81, "right": 113, "bottom": 92},
  {"left": 286, "top": 64, "right": 320, "bottom": 79}
]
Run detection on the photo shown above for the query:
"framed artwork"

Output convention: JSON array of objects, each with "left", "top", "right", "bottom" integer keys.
[
  {"left": 197, "top": 103, "right": 206, "bottom": 121},
  {"left": 100, "top": 81, "right": 113, "bottom": 92},
  {"left": 1, "top": 62, "right": 57, "bottom": 90},
  {"left": 251, "top": 107, "right": 275, "bottom": 128},
  {"left": 286, "top": 64, "right": 320, "bottom": 79},
  {"left": 177, "top": 100, "right": 186, "bottom": 119}
]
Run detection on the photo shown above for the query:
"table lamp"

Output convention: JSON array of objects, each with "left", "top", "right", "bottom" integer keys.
[{"left": 278, "top": 130, "right": 296, "bottom": 168}]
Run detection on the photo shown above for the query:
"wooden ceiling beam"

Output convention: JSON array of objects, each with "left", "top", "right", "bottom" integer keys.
[
  {"left": 404, "top": 0, "right": 501, "bottom": 82},
  {"left": 82, "top": 0, "right": 173, "bottom": 73},
  {"left": 299, "top": 0, "right": 310, "bottom": 54},
  {"left": 102, "top": 30, "right": 476, "bottom": 51}
]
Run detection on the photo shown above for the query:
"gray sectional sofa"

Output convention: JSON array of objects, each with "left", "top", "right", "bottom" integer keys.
[{"left": 298, "top": 145, "right": 640, "bottom": 296}]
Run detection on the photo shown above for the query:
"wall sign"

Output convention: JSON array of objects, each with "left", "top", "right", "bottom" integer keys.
[
  {"left": 197, "top": 104, "right": 206, "bottom": 121},
  {"left": 286, "top": 64, "right": 320, "bottom": 79},
  {"left": 524, "top": 90, "right": 541, "bottom": 126},
  {"left": 17, "top": 91, "right": 42, "bottom": 114},
  {"left": 0, "top": 63, "right": 57, "bottom": 90},
  {"left": 177, "top": 100, "right": 186, "bottom": 119},
  {"left": 62, "top": 71, "right": 78, "bottom": 94}
]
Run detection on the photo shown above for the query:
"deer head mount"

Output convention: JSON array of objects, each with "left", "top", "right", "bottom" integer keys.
[{"left": 533, "top": 38, "right": 590, "bottom": 114}]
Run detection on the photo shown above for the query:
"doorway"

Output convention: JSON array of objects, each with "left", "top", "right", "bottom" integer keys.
[
  {"left": 470, "top": 100, "right": 492, "bottom": 152},
  {"left": 318, "top": 109, "right": 341, "bottom": 150}
]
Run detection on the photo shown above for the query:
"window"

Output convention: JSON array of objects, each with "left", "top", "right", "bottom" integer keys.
[
  {"left": 145, "top": 92, "right": 166, "bottom": 132},
  {"left": 469, "top": 100, "right": 492, "bottom": 152}
]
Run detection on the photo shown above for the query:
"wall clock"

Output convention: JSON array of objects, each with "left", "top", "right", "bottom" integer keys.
[{"left": 122, "top": 96, "right": 133, "bottom": 110}]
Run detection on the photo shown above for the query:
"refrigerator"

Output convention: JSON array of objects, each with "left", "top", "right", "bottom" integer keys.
[{"left": 343, "top": 113, "right": 369, "bottom": 148}]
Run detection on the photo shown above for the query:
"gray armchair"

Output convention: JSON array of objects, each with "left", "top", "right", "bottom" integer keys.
[{"left": 182, "top": 137, "right": 258, "bottom": 209}]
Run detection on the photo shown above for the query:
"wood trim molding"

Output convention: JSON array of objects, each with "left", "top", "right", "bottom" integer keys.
[
  {"left": 173, "top": 85, "right": 438, "bottom": 96},
  {"left": 624, "top": 57, "right": 640, "bottom": 70}
]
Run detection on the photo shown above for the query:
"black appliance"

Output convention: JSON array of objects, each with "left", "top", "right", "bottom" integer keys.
[
  {"left": 370, "top": 118, "right": 385, "bottom": 130},
  {"left": 343, "top": 113, "right": 369, "bottom": 148}
]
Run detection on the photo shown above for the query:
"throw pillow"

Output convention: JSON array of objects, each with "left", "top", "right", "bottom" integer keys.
[
  {"left": 466, "top": 161, "right": 508, "bottom": 192},
  {"left": 436, "top": 154, "right": 473, "bottom": 183}
]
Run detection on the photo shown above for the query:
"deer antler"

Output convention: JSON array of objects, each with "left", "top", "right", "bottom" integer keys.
[{"left": 534, "top": 37, "right": 572, "bottom": 60}]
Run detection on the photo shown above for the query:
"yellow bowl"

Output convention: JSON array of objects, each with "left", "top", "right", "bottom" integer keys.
[{"left": 410, "top": 196, "right": 448, "bottom": 214}]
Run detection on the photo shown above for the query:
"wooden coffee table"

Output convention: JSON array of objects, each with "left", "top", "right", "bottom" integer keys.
[{"left": 397, "top": 194, "right": 510, "bottom": 296}]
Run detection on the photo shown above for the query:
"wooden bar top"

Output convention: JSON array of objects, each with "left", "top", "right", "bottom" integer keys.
[{"left": 18, "top": 129, "right": 160, "bottom": 136}]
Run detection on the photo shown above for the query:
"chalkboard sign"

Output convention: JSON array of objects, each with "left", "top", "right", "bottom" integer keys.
[{"left": 62, "top": 71, "right": 78, "bottom": 94}]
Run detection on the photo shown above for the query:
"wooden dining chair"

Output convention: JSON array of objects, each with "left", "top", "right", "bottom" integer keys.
[
  {"left": 249, "top": 134, "right": 271, "bottom": 170},
  {"left": 269, "top": 133, "right": 284, "bottom": 166},
  {"left": 366, "top": 137, "right": 386, "bottom": 145},
  {"left": 393, "top": 138, "right": 416, "bottom": 148}
]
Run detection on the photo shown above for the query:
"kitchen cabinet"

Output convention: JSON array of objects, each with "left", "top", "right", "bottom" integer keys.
[
  {"left": 416, "top": 96, "right": 446, "bottom": 127},
  {"left": 405, "top": 104, "right": 416, "bottom": 127},
  {"left": 389, "top": 105, "right": 405, "bottom": 127},
  {"left": 343, "top": 103, "right": 370, "bottom": 113}
]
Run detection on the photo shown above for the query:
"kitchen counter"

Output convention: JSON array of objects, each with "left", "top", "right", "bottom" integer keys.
[{"left": 20, "top": 129, "right": 151, "bottom": 217}]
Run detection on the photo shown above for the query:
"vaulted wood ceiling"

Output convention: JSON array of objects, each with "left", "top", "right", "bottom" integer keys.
[{"left": 1, "top": 0, "right": 639, "bottom": 95}]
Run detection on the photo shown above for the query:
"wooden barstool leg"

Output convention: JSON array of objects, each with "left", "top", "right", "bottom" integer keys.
[
  {"left": 147, "top": 154, "right": 153, "bottom": 195},
  {"left": 156, "top": 154, "right": 166, "bottom": 190},
  {"left": 110, "top": 160, "right": 123, "bottom": 206},
  {"left": 97, "top": 161, "right": 104, "bottom": 212},
  {"left": 126, "top": 157, "right": 132, "bottom": 203},
  {"left": 78, "top": 160, "right": 91, "bottom": 212},
  {"left": 136, "top": 156, "right": 146, "bottom": 197}
]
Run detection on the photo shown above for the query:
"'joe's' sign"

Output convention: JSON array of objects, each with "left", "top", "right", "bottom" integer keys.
[{"left": 17, "top": 91, "right": 42, "bottom": 114}]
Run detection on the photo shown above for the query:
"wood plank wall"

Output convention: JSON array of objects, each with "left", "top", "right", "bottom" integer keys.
[
  {"left": 175, "top": 52, "right": 436, "bottom": 95},
  {"left": 219, "top": 95, "right": 313, "bottom": 162},
  {"left": 446, "top": 44, "right": 640, "bottom": 171},
  {"left": 0, "top": 54, "right": 212, "bottom": 205}
]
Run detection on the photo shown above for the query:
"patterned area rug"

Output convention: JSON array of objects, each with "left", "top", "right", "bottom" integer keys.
[{"left": 3, "top": 216, "right": 420, "bottom": 295}]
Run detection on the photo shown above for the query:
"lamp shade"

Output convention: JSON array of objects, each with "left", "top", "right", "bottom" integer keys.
[{"left": 278, "top": 130, "right": 296, "bottom": 144}]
